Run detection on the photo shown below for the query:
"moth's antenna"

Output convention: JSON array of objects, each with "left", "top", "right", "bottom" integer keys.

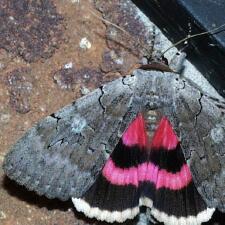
[
  {"left": 162, "top": 23, "right": 225, "bottom": 55},
  {"left": 88, "top": 9, "right": 151, "bottom": 57},
  {"left": 89, "top": 9, "right": 225, "bottom": 63},
  {"left": 88, "top": 9, "right": 130, "bottom": 36}
]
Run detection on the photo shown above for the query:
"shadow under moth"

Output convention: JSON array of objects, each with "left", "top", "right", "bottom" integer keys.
[{"left": 3, "top": 69, "right": 225, "bottom": 225}]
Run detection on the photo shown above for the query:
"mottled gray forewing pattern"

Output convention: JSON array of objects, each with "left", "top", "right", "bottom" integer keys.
[
  {"left": 3, "top": 76, "right": 137, "bottom": 200},
  {"left": 174, "top": 80, "right": 225, "bottom": 212}
]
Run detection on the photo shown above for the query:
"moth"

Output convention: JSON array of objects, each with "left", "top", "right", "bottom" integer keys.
[{"left": 3, "top": 69, "right": 225, "bottom": 225}]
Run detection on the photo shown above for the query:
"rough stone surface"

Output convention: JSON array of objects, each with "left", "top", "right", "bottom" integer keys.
[
  {"left": 0, "top": 0, "right": 64, "bottom": 62},
  {"left": 95, "top": 0, "right": 154, "bottom": 73},
  {"left": 4, "top": 68, "right": 34, "bottom": 113},
  {"left": 53, "top": 66, "right": 102, "bottom": 90}
]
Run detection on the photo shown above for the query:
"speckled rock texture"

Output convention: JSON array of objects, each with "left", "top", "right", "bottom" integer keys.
[
  {"left": 0, "top": 0, "right": 64, "bottom": 62},
  {"left": 0, "top": 0, "right": 224, "bottom": 225}
]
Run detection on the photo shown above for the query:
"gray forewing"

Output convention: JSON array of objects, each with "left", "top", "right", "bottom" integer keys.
[
  {"left": 174, "top": 79, "right": 225, "bottom": 212},
  {"left": 3, "top": 76, "right": 136, "bottom": 201}
]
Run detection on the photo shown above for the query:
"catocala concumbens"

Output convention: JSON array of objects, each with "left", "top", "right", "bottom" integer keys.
[{"left": 3, "top": 69, "right": 225, "bottom": 224}]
